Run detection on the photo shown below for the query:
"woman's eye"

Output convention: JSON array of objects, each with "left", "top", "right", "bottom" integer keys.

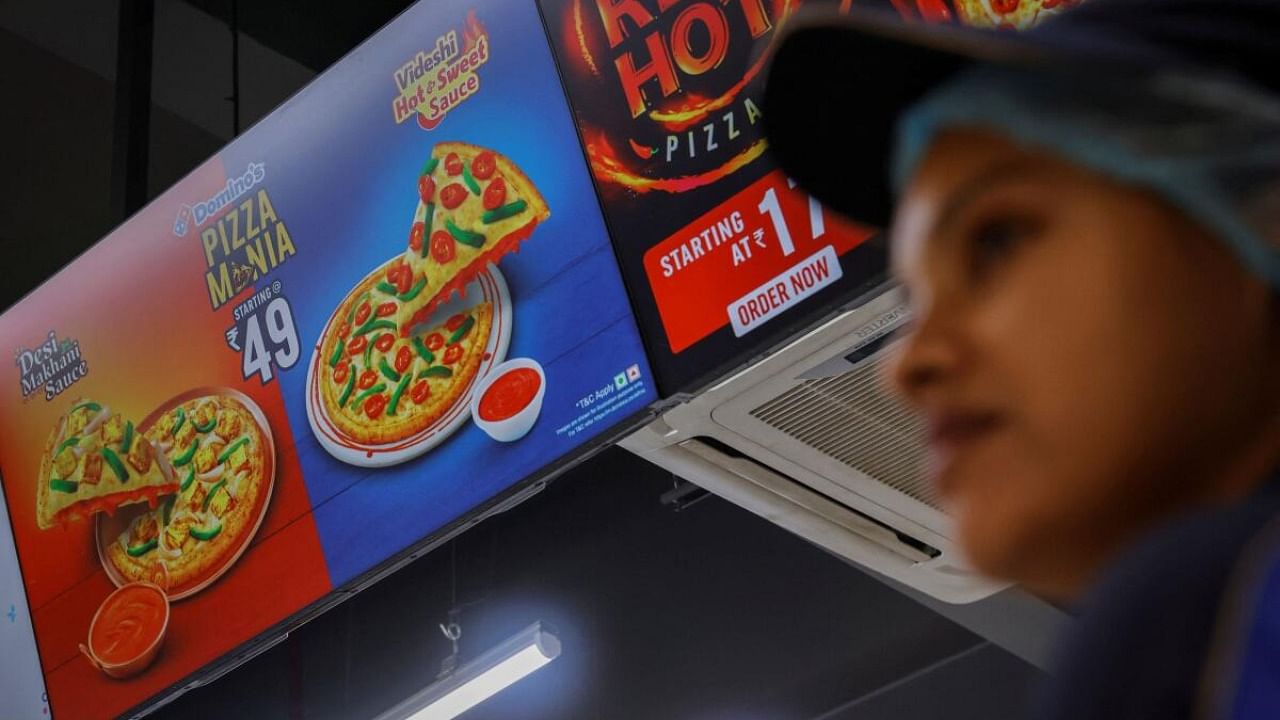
[{"left": 967, "top": 215, "right": 1041, "bottom": 278}]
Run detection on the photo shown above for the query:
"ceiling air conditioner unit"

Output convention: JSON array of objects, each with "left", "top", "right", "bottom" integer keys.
[{"left": 620, "top": 286, "right": 1006, "bottom": 604}]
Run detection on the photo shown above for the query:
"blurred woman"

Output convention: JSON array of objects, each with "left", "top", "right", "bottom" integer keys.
[{"left": 765, "top": 1, "right": 1280, "bottom": 717}]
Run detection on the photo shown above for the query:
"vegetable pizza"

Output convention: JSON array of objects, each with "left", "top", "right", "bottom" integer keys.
[
  {"left": 106, "top": 393, "right": 271, "bottom": 590},
  {"left": 311, "top": 141, "right": 543, "bottom": 449}
]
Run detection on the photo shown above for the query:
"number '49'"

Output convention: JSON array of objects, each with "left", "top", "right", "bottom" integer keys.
[{"left": 242, "top": 297, "right": 300, "bottom": 384}]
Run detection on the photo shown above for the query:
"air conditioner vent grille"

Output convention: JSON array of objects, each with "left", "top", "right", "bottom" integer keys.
[{"left": 749, "top": 350, "right": 940, "bottom": 510}]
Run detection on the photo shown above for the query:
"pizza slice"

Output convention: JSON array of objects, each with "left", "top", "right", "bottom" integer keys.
[
  {"left": 387, "top": 142, "right": 548, "bottom": 333},
  {"left": 109, "top": 394, "right": 271, "bottom": 591},
  {"left": 319, "top": 298, "right": 494, "bottom": 444},
  {"left": 36, "top": 400, "right": 178, "bottom": 529}
]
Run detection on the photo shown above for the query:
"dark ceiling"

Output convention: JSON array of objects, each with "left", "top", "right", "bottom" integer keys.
[
  {"left": 0, "top": 3, "right": 1050, "bottom": 718},
  {"left": 184, "top": 0, "right": 417, "bottom": 72},
  {"left": 150, "top": 447, "right": 1039, "bottom": 720}
]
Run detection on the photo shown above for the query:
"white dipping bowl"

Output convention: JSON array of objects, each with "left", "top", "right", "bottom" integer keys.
[{"left": 470, "top": 358, "right": 546, "bottom": 443}]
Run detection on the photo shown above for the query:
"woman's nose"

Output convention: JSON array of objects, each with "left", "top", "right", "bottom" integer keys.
[{"left": 888, "top": 311, "right": 962, "bottom": 406}]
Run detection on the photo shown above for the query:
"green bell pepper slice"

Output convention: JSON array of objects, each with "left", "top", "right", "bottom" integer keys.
[
  {"left": 447, "top": 316, "right": 475, "bottom": 345},
  {"left": 126, "top": 538, "right": 159, "bottom": 557},
  {"left": 445, "top": 219, "right": 485, "bottom": 248},
  {"left": 355, "top": 318, "right": 397, "bottom": 337},
  {"left": 173, "top": 440, "right": 198, "bottom": 467},
  {"left": 180, "top": 467, "right": 195, "bottom": 492},
  {"left": 388, "top": 374, "right": 412, "bottom": 416},
  {"left": 171, "top": 407, "right": 186, "bottom": 437},
  {"left": 190, "top": 523, "right": 223, "bottom": 542},
  {"left": 55, "top": 436, "right": 80, "bottom": 456},
  {"left": 352, "top": 383, "right": 386, "bottom": 409},
  {"left": 412, "top": 337, "right": 435, "bottom": 364},
  {"left": 49, "top": 478, "right": 78, "bottom": 494},
  {"left": 398, "top": 276, "right": 428, "bottom": 302},
  {"left": 378, "top": 357, "right": 401, "bottom": 383},
  {"left": 217, "top": 436, "right": 250, "bottom": 464},
  {"left": 101, "top": 447, "right": 129, "bottom": 482},
  {"left": 71, "top": 401, "right": 102, "bottom": 414},
  {"left": 420, "top": 203, "right": 436, "bottom": 259},
  {"left": 422, "top": 157, "right": 439, "bottom": 175},
  {"left": 417, "top": 366, "right": 453, "bottom": 380},
  {"left": 482, "top": 200, "right": 528, "bottom": 225},
  {"left": 462, "top": 163, "right": 482, "bottom": 195},
  {"left": 337, "top": 371, "right": 357, "bottom": 407},
  {"left": 203, "top": 479, "right": 227, "bottom": 512},
  {"left": 120, "top": 420, "right": 134, "bottom": 454}
]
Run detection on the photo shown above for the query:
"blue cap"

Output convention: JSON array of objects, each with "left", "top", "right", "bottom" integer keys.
[{"left": 764, "top": 0, "right": 1280, "bottom": 228}]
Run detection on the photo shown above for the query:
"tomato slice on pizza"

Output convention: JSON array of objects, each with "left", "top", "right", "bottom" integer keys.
[
  {"left": 108, "top": 394, "right": 271, "bottom": 592},
  {"left": 392, "top": 142, "right": 548, "bottom": 332},
  {"left": 36, "top": 400, "right": 178, "bottom": 529},
  {"left": 320, "top": 295, "right": 494, "bottom": 445}
]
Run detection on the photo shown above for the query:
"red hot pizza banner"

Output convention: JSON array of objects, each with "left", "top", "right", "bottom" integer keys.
[{"left": 536, "top": 0, "right": 1085, "bottom": 393}]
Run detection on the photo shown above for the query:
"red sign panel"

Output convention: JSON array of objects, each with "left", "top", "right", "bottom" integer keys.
[{"left": 643, "top": 169, "right": 872, "bottom": 353}]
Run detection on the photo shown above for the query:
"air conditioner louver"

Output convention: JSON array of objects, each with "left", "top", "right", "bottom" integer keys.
[
  {"left": 622, "top": 287, "right": 1005, "bottom": 603},
  {"left": 749, "top": 349, "right": 940, "bottom": 511}
]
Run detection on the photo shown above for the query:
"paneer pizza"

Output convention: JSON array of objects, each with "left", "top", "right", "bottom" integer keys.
[{"left": 104, "top": 393, "right": 272, "bottom": 590}]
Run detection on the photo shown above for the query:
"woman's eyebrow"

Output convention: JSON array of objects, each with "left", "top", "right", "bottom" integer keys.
[{"left": 933, "top": 158, "right": 1044, "bottom": 231}]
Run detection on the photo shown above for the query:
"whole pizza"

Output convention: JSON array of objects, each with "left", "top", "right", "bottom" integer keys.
[
  {"left": 311, "top": 141, "right": 544, "bottom": 449},
  {"left": 36, "top": 400, "right": 177, "bottom": 529},
  {"left": 104, "top": 394, "right": 272, "bottom": 591},
  {"left": 318, "top": 275, "right": 494, "bottom": 444}
]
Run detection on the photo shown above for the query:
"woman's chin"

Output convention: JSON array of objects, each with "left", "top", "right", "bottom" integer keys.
[{"left": 954, "top": 500, "right": 1089, "bottom": 601}]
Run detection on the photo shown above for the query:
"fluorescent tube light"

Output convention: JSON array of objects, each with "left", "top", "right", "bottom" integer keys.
[{"left": 376, "top": 622, "right": 561, "bottom": 720}]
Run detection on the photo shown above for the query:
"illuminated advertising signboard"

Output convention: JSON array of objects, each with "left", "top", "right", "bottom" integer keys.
[
  {"left": 0, "top": 1, "right": 656, "bottom": 717},
  {"left": 537, "top": 0, "right": 1080, "bottom": 393},
  {"left": 536, "top": 0, "right": 882, "bottom": 393}
]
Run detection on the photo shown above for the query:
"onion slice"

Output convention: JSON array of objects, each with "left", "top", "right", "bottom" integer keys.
[
  {"left": 82, "top": 407, "right": 111, "bottom": 436},
  {"left": 197, "top": 465, "right": 225, "bottom": 483}
]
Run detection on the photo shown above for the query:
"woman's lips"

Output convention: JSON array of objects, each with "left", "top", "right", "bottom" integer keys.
[{"left": 925, "top": 410, "right": 1004, "bottom": 496}]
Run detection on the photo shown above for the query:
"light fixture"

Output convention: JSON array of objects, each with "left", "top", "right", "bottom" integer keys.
[{"left": 375, "top": 621, "right": 561, "bottom": 720}]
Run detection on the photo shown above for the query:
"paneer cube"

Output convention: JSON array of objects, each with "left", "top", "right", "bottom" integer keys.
[
  {"left": 215, "top": 409, "right": 242, "bottom": 440},
  {"left": 126, "top": 437, "right": 155, "bottom": 474},
  {"left": 174, "top": 415, "right": 197, "bottom": 448},
  {"left": 226, "top": 444, "right": 250, "bottom": 474},
  {"left": 101, "top": 414, "right": 125, "bottom": 445},
  {"left": 154, "top": 410, "right": 175, "bottom": 437},
  {"left": 164, "top": 518, "right": 191, "bottom": 551},
  {"left": 53, "top": 448, "right": 77, "bottom": 479},
  {"left": 81, "top": 451, "right": 103, "bottom": 486},
  {"left": 192, "top": 401, "right": 216, "bottom": 429},
  {"left": 131, "top": 515, "right": 159, "bottom": 545},
  {"left": 67, "top": 405, "right": 99, "bottom": 436},
  {"left": 194, "top": 443, "right": 222, "bottom": 474},
  {"left": 208, "top": 486, "right": 235, "bottom": 518},
  {"left": 187, "top": 483, "right": 208, "bottom": 513}
]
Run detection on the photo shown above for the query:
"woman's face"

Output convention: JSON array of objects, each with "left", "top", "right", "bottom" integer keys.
[{"left": 889, "top": 129, "right": 1278, "bottom": 598}]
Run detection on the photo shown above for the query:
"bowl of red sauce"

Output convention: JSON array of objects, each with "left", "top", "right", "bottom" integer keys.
[
  {"left": 471, "top": 358, "right": 546, "bottom": 443},
  {"left": 80, "top": 579, "right": 170, "bottom": 679}
]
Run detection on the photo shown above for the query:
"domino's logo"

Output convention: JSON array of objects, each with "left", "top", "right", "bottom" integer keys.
[
  {"left": 173, "top": 204, "right": 194, "bottom": 237},
  {"left": 172, "top": 162, "right": 266, "bottom": 238}
]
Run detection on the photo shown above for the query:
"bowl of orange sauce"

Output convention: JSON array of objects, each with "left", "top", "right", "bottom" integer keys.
[
  {"left": 470, "top": 358, "right": 546, "bottom": 443},
  {"left": 80, "top": 578, "right": 170, "bottom": 679}
]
